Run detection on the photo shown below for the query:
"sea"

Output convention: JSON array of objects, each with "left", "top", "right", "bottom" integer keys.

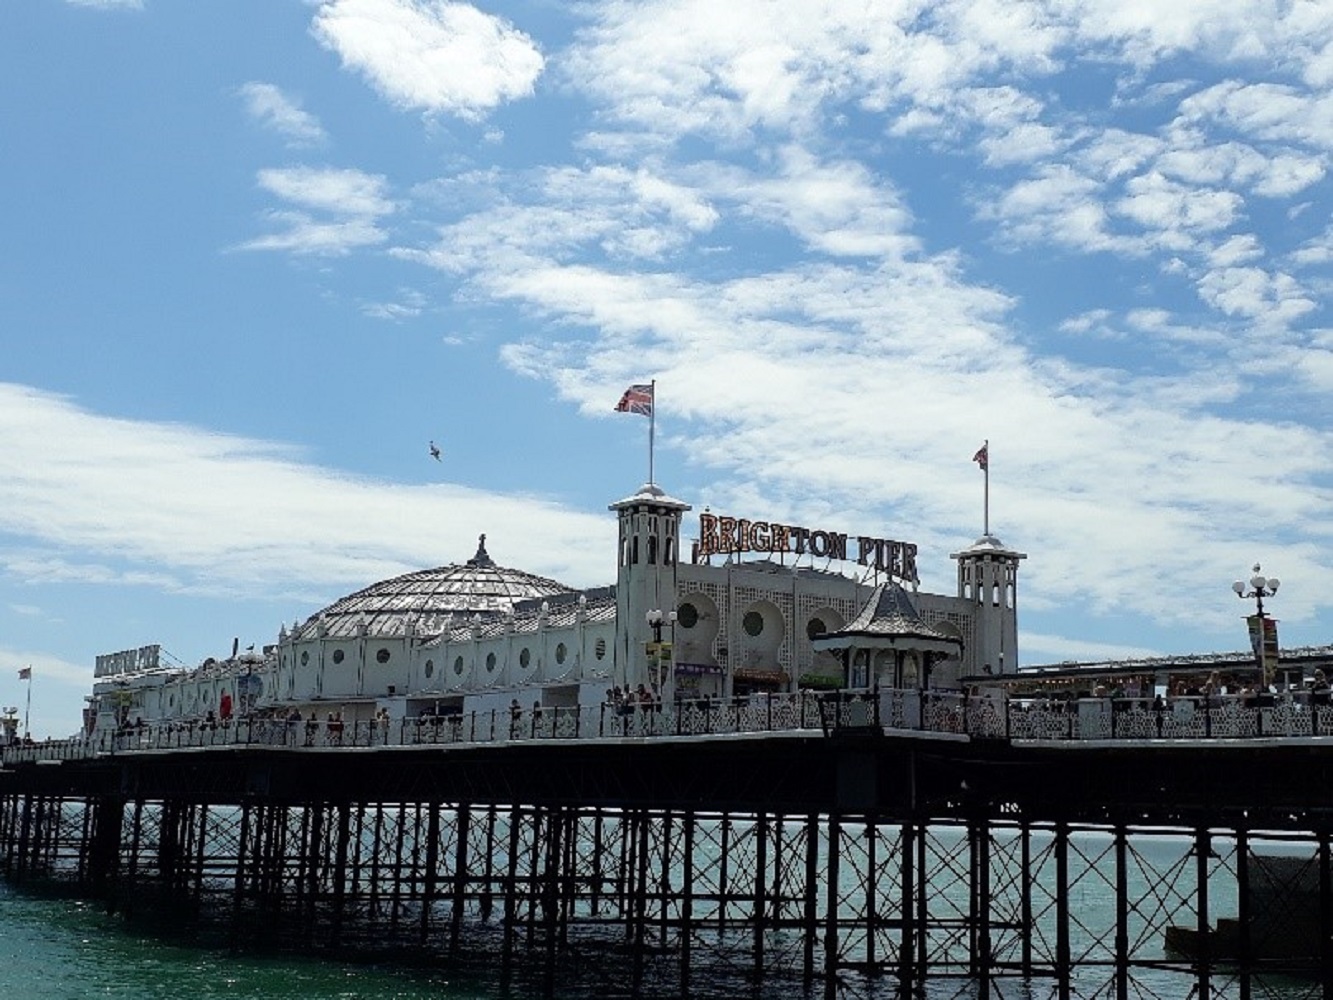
[
  {"left": 0, "top": 882, "right": 471, "bottom": 1000},
  {"left": 0, "top": 830, "right": 1324, "bottom": 1000}
]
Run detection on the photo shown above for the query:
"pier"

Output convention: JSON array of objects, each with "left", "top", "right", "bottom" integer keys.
[{"left": 6, "top": 690, "right": 1333, "bottom": 998}]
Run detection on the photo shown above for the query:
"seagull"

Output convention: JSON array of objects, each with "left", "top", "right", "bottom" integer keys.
[{"left": 429, "top": 441, "right": 442, "bottom": 462}]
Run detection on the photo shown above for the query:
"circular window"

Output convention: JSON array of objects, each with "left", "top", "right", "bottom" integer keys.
[
  {"left": 807, "top": 617, "right": 827, "bottom": 640},
  {"left": 376, "top": 648, "right": 390, "bottom": 664},
  {"left": 332, "top": 649, "right": 345, "bottom": 664},
  {"left": 519, "top": 648, "right": 531, "bottom": 668},
  {"left": 453, "top": 655, "right": 464, "bottom": 674},
  {"left": 595, "top": 638, "right": 607, "bottom": 660},
  {"left": 677, "top": 602, "right": 699, "bottom": 628},
  {"left": 743, "top": 611, "right": 765, "bottom": 637},
  {"left": 486, "top": 652, "right": 497, "bottom": 671},
  {"left": 556, "top": 642, "right": 567, "bottom": 664},
  {"left": 300, "top": 650, "right": 309, "bottom": 666},
  {"left": 424, "top": 659, "right": 434, "bottom": 678}
]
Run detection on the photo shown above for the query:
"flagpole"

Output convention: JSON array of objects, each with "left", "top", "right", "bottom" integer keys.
[
  {"left": 648, "top": 379, "right": 656, "bottom": 486},
  {"left": 983, "top": 438, "right": 990, "bottom": 536},
  {"left": 23, "top": 668, "right": 31, "bottom": 739}
]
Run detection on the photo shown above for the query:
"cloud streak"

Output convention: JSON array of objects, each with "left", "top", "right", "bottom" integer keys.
[
  {"left": 239, "top": 82, "right": 328, "bottom": 147},
  {"left": 0, "top": 385, "right": 610, "bottom": 602}
]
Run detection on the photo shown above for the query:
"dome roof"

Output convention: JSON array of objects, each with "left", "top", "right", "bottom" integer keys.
[{"left": 288, "top": 535, "right": 575, "bottom": 641}]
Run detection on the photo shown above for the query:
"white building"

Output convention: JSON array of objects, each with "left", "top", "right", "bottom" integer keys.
[{"left": 87, "top": 480, "right": 1024, "bottom": 733}]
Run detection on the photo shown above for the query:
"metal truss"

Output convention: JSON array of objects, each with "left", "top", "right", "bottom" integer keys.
[{"left": 5, "top": 787, "right": 1333, "bottom": 999}]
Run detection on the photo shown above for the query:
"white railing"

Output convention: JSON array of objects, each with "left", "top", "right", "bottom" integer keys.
[{"left": 5, "top": 690, "right": 1333, "bottom": 766}]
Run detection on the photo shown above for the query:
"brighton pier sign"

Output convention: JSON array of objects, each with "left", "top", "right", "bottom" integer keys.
[
  {"left": 94, "top": 644, "right": 161, "bottom": 679},
  {"left": 694, "top": 512, "right": 918, "bottom": 582}
]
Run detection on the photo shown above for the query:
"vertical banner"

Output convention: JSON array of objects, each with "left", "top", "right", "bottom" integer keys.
[
  {"left": 1247, "top": 614, "right": 1281, "bottom": 684},
  {"left": 646, "top": 641, "right": 673, "bottom": 689}
]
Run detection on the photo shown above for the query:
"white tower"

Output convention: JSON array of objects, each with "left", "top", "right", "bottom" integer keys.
[
  {"left": 609, "top": 482, "right": 691, "bottom": 693},
  {"left": 950, "top": 533, "right": 1026, "bottom": 676}
]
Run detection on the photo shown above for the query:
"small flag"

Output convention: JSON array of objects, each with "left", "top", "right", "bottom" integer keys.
[
  {"left": 615, "top": 383, "right": 654, "bottom": 417},
  {"left": 17, "top": 667, "right": 31, "bottom": 681},
  {"left": 972, "top": 444, "right": 988, "bottom": 470}
]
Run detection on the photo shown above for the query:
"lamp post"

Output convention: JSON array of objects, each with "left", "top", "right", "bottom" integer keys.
[
  {"left": 1233, "top": 563, "right": 1279, "bottom": 684},
  {"left": 645, "top": 609, "right": 677, "bottom": 696}
]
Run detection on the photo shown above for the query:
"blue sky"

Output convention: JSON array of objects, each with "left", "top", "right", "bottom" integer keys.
[{"left": 3, "top": 0, "right": 1331, "bottom": 736}]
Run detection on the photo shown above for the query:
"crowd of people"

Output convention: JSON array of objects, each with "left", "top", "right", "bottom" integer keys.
[{"left": 605, "top": 684, "right": 661, "bottom": 715}]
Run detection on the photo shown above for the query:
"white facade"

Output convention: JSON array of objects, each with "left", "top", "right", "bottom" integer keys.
[{"left": 87, "top": 481, "right": 1023, "bottom": 733}]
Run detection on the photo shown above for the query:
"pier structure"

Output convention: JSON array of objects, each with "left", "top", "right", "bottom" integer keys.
[
  {"left": 6, "top": 694, "right": 1333, "bottom": 999},
  {"left": 9, "top": 474, "right": 1329, "bottom": 997}
]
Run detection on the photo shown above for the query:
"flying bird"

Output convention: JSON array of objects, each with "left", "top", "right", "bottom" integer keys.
[{"left": 429, "top": 441, "right": 442, "bottom": 462}]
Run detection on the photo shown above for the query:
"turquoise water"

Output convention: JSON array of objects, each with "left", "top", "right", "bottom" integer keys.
[
  {"left": 0, "top": 884, "right": 484, "bottom": 999},
  {"left": 1, "top": 830, "right": 1322, "bottom": 1000}
]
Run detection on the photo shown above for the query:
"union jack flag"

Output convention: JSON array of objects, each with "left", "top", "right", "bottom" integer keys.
[
  {"left": 17, "top": 667, "right": 31, "bottom": 681},
  {"left": 615, "top": 383, "right": 654, "bottom": 417},
  {"left": 972, "top": 444, "right": 988, "bottom": 470}
]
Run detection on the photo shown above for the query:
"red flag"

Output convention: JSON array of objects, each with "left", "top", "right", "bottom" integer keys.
[
  {"left": 17, "top": 667, "right": 31, "bottom": 681},
  {"left": 615, "top": 383, "right": 654, "bottom": 417},
  {"left": 972, "top": 444, "right": 988, "bottom": 470}
]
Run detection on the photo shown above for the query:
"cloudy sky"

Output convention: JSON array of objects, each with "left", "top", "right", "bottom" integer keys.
[{"left": 3, "top": 0, "right": 1331, "bottom": 735}]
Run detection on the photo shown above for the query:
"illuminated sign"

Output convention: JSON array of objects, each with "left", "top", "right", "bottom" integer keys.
[
  {"left": 695, "top": 512, "right": 917, "bottom": 582},
  {"left": 94, "top": 644, "right": 161, "bottom": 678}
]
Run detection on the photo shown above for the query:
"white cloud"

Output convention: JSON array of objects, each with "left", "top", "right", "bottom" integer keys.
[
  {"left": 0, "top": 384, "right": 612, "bottom": 600},
  {"left": 1196, "top": 265, "right": 1316, "bottom": 325},
  {"left": 65, "top": 0, "right": 142, "bottom": 9},
  {"left": 311, "top": 0, "right": 544, "bottom": 120},
  {"left": 241, "top": 166, "right": 395, "bottom": 255},
  {"left": 1116, "top": 171, "right": 1242, "bottom": 236},
  {"left": 362, "top": 288, "right": 427, "bottom": 320},
  {"left": 239, "top": 82, "right": 328, "bottom": 147},
  {"left": 1178, "top": 80, "right": 1333, "bottom": 151},
  {"left": 1019, "top": 631, "right": 1164, "bottom": 664}
]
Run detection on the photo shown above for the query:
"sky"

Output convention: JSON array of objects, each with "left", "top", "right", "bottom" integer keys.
[{"left": 2, "top": 0, "right": 1332, "bottom": 737}]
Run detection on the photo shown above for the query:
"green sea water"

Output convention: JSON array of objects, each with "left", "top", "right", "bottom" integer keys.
[{"left": 0, "top": 883, "right": 491, "bottom": 1000}]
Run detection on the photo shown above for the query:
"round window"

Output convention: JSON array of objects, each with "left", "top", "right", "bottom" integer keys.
[
  {"left": 332, "top": 649, "right": 345, "bottom": 664},
  {"left": 424, "top": 659, "right": 434, "bottom": 678},
  {"left": 556, "top": 642, "right": 567, "bottom": 664},
  {"left": 376, "top": 648, "right": 390, "bottom": 664},
  {"left": 453, "top": 655, "right": 464, "bottom": 674},
  {"left": 677, "top": 602, "right": 699, "bottom": 628},
  {"left": 806, "top": 617, "right": 827, "bottom": 640},
  {"left": 486, "top": 652, "right": 497, "bottom": 671},
  {"left": 595, "top": 638, "right": 607, "bottom": 660},
  {"left": 300, "top": 650, "right": 309, "bottom": 666},
  {"left": 743, "top": 611, "right": 764, "bottom": 637}
]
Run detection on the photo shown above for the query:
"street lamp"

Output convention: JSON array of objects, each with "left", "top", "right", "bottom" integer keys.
[
  {"left": 645, "top": 609, "right": 677, "bottom": 694},
  {"left": 1233, "top": 563, "right": 1279, "bottom": 681},
  {"left": 645, "top": 608, "right": 677, "bottom": 643}
]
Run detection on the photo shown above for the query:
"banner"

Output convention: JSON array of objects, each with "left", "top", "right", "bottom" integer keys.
[
  {"left": 1247, "top": 614, "right": 1280, "bottom": 682},
  {"left": 646, "top": 641, "right": 673, "bottom": 686}
]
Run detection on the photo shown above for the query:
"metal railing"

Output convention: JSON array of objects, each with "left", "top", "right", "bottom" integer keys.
[{"left": 5, "top": 689, "right": 1332, "bottom": 766}]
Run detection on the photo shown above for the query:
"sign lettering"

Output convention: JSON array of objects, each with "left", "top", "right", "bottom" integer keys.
[
  {"left": 94, "top": 644, "right": 161, "bottom": 678},
  {"left": 695, "top": 512, "right": 917, "bottom": 582}
]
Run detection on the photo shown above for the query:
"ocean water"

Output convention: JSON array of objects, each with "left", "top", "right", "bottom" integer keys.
[
  {"left": 0, "top": 883, "right": 484, "bottom": 1000},
  {"left": 1, "top": 828, "right": 1324, "bottom": 1000}
]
